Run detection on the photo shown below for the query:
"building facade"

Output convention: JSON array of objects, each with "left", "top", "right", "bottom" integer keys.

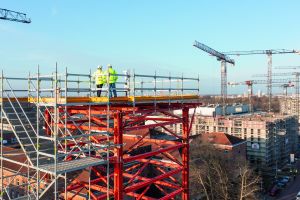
[
  {"left": 279, "top": 97, "right": 299, "bottom": 116},
  {"left": 171, "top": 113, "right": 298, "bottom": 169}
]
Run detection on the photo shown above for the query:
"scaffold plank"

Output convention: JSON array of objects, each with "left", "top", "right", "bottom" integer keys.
[{"left": 39, "top": 157, "right": 105, "bottom": 174}]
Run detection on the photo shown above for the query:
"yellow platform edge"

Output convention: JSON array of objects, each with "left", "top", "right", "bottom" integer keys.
[{"left": 27, "top": 95, "right": 199, "bottom": 104}]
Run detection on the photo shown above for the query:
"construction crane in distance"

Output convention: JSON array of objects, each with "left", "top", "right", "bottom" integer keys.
[
  {"left": 275, "top": 66, "right": 300, "bottom": 70},
  {"left": 193, "top": 40, "right": 235, "bottom": 115},
  {"left": 254, "top": 71, "right": 300, "bottom": 117},
  {"left": 222, "top": 49, "right": 299, "bottom": 112},
  {"left": 0, "top": 8, "right": 31, "bottom": 23},
  {"left": 228, "top": 80, "right": 294, "bottom": 113}
]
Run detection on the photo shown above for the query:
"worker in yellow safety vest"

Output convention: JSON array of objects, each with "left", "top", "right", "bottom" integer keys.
[
  {"left": 106, "top": 64, "right": 118, "bottom": 98},
  {"left": 93, "top": 65, "right": 105, "bottom": 97}
]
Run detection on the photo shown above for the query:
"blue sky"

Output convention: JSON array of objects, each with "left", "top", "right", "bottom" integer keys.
[{"left": 1, "top": 1, "right": 300, "bottom": 94}]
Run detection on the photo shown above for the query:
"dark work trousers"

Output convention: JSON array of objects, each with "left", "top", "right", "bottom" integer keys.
[
  {"left": 109, "top": 83, "right": 117, "bottom": 98},
  {"left": 96, "top": 84, "right": 103, "bottom": 97}
]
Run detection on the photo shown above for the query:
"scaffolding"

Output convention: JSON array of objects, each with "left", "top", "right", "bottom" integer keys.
[{"left": 0, "top": 66, "right": 200, "bottom": 200}]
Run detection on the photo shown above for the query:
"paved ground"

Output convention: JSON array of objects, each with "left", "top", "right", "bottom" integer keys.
[
  {"left": 275, "top": 176, "right": 300, "bottom": 200},
  {"left": 275, "top": 161, "right": 300, "bottom": 200}
]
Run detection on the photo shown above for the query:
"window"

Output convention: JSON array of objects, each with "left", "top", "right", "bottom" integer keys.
[
  {"left": 234, "top": 120, "right": 242, "bottom": 126},
  {"left": 244, "top": 128, "right": 247, "bottom": 134},
  {"left": 251, "top": 129, "right": 254, "bottom": 134},
  {"left": 218, "top": 121, "right": 224, "bottom": 126},
  {"left": 257, "top": 129, "right": 261, "bottom": 134},
  {"left": 213, "top": 126, "right": 216, "bottom": 132},
  {"left": 234, "top": 128, "right": 242, "bottom": 133}
]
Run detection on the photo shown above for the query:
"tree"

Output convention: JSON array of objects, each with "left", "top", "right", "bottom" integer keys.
[
  {"left": 199, "top": 95, "right": 280, "bottom": 113},
  {"left": 190, "top": 139, "right": 260, "bottom": 200},
  {"left": 237, "top": 160, "right": 261, "bottom": 200}
]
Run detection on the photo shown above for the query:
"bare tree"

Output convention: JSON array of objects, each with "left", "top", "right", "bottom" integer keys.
[
  {"left": 237, "top": 160, "right": 261, "bottom": 200},
  {"left": 190, "top": 139, "right": 260, "bottom": 200}
]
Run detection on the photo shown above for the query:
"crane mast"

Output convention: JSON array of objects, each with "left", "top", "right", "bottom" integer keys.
[
  {"left": 193, "top": 40, "right": 235, "bottom": 115},
  {"left": 0, "top": 8, "right": 31, "bottom": 23}
]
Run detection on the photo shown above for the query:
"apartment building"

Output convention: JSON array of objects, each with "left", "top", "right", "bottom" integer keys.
[
  {"left": 279, "top": 97, "right": 299, "bottom": 116},
  {"left": 170, "top": 113, "right": 298, "bottom": 169}
]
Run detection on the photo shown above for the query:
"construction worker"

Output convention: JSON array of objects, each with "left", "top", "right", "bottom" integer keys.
[
  {"left": 93, "top": 65, "right": 105, "bottom": 97},
  {"left": 106, "top": 64, "right": 118, "bottom": 98}
]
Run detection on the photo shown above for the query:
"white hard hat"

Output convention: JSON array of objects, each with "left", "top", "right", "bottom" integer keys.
[
  {"left": 97, "top": 65, "right": 103, "bottom": 69},
  {"left": 107, "top": 64, "right": 112, "bottom": 68}
]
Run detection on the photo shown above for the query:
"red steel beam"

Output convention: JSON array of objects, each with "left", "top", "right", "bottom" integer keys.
[
  {"left": 124, "top": 136, "right": 181, "bottom": 146},
  {"left": 126, "top": 129, "right": 150, "bottom": 154},
  {"left": 124, "top": 144, "right": 183, "bottom": 163},
  {"left": 155, "top": 184, "right": 168, "bottom": 196},
  {"left": 123, "top": 173, "right": 181, "bottom": 190},
  {"left": 124, "top": 168, "right": 182, "bottom": 193},
  {"left": 114, "top": 111, "right": 123, "bottom": 200},
  {"left": 159, "top": 188, "right": 183, "bottom": 200},
  {"left": 124, "top": 119, "right": 181, "bottom": 131},
  {"left": 156, "top": 166, "right": 179, "bottom": 184},
  {"left": 67, "top": 176, "right": 113, "bottom": 192},
  {"left": 137, "top": 185, "right": 151, "bottom": 200},
  {"left": 62, "top": 102, "right": 199, "bottom": 199},
  {"left": 188, "top": 107, "right": 196, "bottom": 134},
  {"left": 83, "top": 183, "right": 113, "bottom": 195},
  {"left": 136, "top": 159, "right": 180, "bottom": 168},
  {"left": 182, "top": 107, "right": 189, "bottom": 200},
  {"left": 160, "top": 125, "right": 182, "bottom": 140},
  {"left": 127, "top": 161, "right": 149, "bottom": 185}
]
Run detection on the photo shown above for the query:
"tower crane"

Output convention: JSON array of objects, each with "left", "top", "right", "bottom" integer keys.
[
  {"left": 193, "top": 40, "right": 235, "bottom": 115},
  {"left": 253, "top": 72, "right": 300, "bottom": 117},
  {"left": 223, "top": 49, "right": 299, "bottom": 112},
  {"left": 228, "top": 80, "right": 294, "bottom": 113},
  {"left": 0, "top": 8, "right": 31, "bottom": 23}
]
